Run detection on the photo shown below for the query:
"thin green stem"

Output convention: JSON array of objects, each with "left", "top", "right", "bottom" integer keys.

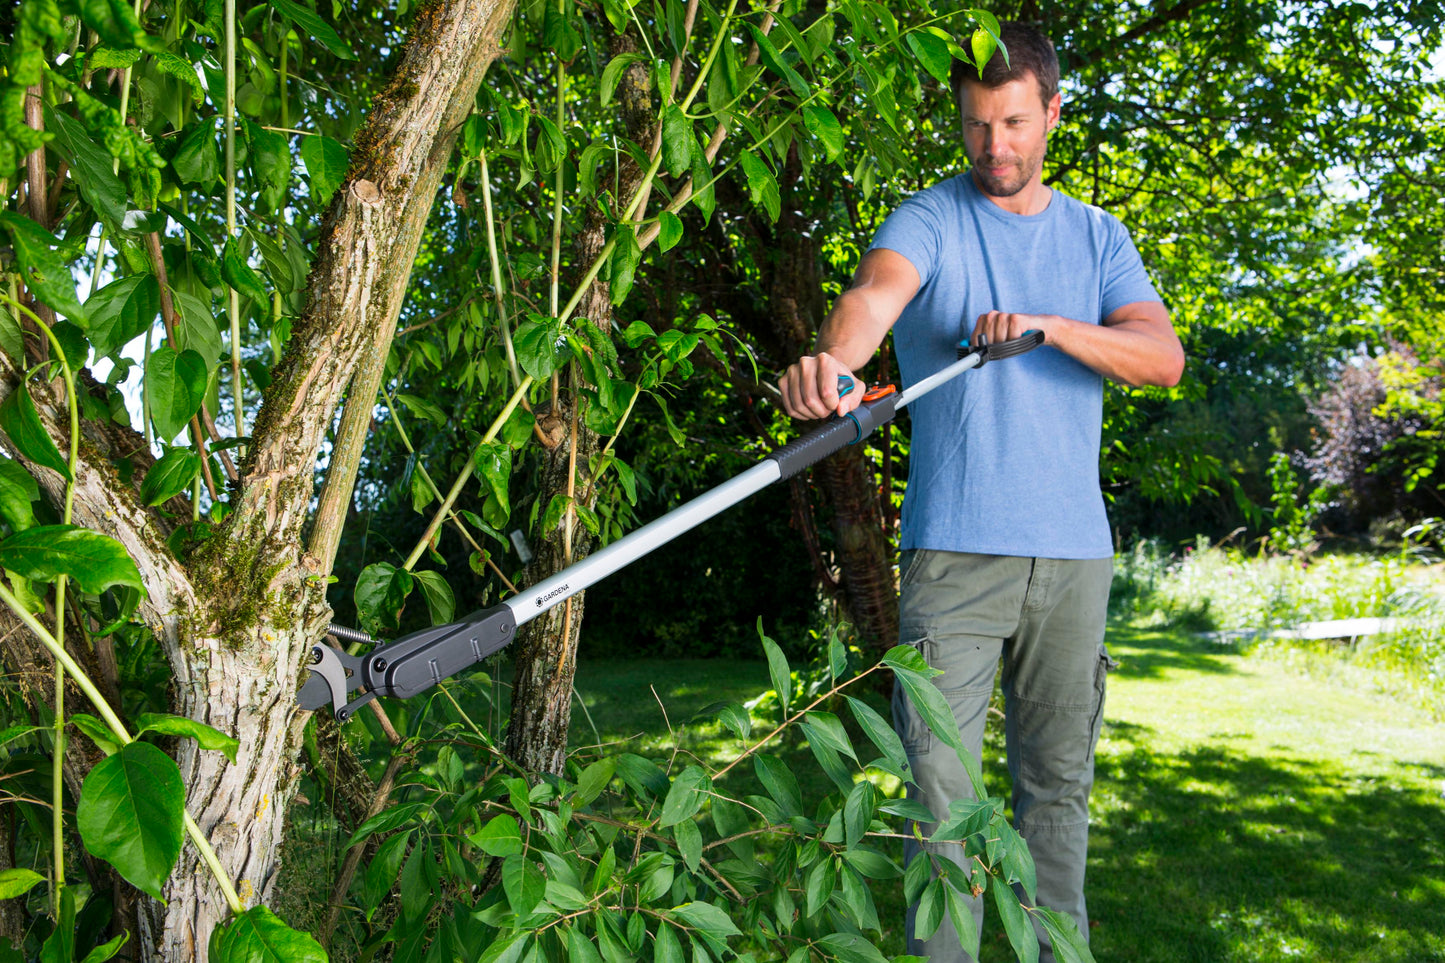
[
  {"left": 549, "top": 15, "right": 566, "bottom": 321},
  {"left": 478, "top": 149, "right": 523, "bottom": 391},
  {"left": 224, "top": 0, "right": 243, "bottom": 444},
  {"left": 678, "top": 0, "right": 741, "bottom": 113}
]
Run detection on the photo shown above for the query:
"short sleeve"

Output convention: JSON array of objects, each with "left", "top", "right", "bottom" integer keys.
[
  {"left": 1099, "top": 220, "right": 1162, "bottom": 319},
  {"left": 867, "top": 189, "right": 947, "bottom": 288}
]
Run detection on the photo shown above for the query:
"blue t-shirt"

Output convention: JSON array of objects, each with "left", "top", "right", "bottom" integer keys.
[{"left": 870, "top": 174, "right": 1161, "bottom": 559}]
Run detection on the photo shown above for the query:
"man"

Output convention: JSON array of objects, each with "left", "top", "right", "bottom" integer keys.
[{"left": 778, "top": 22, "right": 1184, "bottom": 963}]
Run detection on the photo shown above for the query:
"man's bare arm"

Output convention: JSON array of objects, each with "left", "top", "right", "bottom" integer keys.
[
  {"left": 969, "top": 300, "right": 1184, "bottom": 388},
  {"left": 779, "top": 249, "right": 921, "bottom": 419}
]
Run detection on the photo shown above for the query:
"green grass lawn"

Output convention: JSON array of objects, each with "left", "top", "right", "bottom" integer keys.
[{"left": 555, "top": 625, "right": 1445, "bottom": 963}]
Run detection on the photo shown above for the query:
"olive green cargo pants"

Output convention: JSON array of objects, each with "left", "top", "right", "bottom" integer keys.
[{"left": 892, "top": 550, "right": 1115, "bottom": 963}]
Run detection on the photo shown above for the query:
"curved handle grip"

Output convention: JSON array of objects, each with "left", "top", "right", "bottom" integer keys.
[{"left": 956, "top": 329, "right": 1045, "bottom": 364}]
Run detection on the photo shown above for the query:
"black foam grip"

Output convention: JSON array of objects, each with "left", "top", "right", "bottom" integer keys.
[{"left": 768, "top": 393, "right": 899, "bottom": 480}]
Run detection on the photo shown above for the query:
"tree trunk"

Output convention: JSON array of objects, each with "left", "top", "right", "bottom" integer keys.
[{"left": 504, "top": 36, "right": 655, "bottom": 775}]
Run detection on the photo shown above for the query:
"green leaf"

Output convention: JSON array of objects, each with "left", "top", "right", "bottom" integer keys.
[
  {"left": 689, "top": 139, "right": 715, "bottom": 224},
  {"left": 0, "top": 525, "right": 143, "bottom": 597},
  {"left": 243, "top": 118, "right": 291, "bottom": 213},
  {"left": 354, "top": 561, "right": 414, "bottom": 635},
  {"left": 881, "top": 644, "right": 940, "bottom": 678},
  {"left": 805, "top": 856, "right": 836, "bottom": 915},
  {"left": 992, "top": 879, "right": 1040, "bottom": 963},
  {"left": 77, "top": 741, "right": 184, "bottom": 900},
  {"left": 139, "top": 447, "right": 201, "bottom": 506},
  {"left": 800, "top": 711, "right": 857, "bottom": 762},
  {"left": 746, "top": 24, "right": 808, "bottom": 97},
  {"left": 673, "top": 815, "right": 702, "bottom": 873},
  {"left": 513, "top": 317, "right": 571, "bottom": 381},
  {"left": 695, "top": 700, "right": 750, "bottom": 740},
  {"left": 738, "top": 152, "right": 780, "bottom": 223},
  {"left": 173, "top": 117, "right": 220, "bottom": 187},
  {"left": 971, "top": 27, "right": 1000, "bottom": 77},
  {"left": 891, "top": 660, "right": 985, "bottom": 797},
  {"left": 0, "top": 212, "right": 85, "bottom": 323},
  {"left": 300, "top": 134, "right": 349, "bottom": 206},
  {"left": 209, "top": 905, "right": 328, "bottom": 963},
  {"left": 246, "top": 226, "right": 294, "bottom": 294},
  {"left": 413, "top": 569, "right": 455, "bottom": 626},
  {"left": 574, "top": 757, "right": 615, "bottom": 807},
  {"left": 802, "top": 105, "right": 844, "bottom": 162},
  {"left": 39, "top": 885, "right": 75, "bottom": 963},
  {"left": 759, "top": 622, "right": 791, "bottom": 717},
  {"left": 840, "top": 846, "right": 901, "bottom": 880},
  {"left": 600, "top": 51, "right": 645, "bottom": 106},
  {"left": 657, "top": 211, "right": 684, "bottom": 253},
  {"left": 79, "top": 931, "right": 129, "bottom": 963},
  {"left": 345, "top": 801, "right": 428, "bottom": 849},
  {"left": 0, "top": 867, "right": 45, "bottom": 899},
  {"left": 267, "top": 0, "right": 354, "bottom": 59},
  {"left": 173, "top": 289, "right": 223, "bottom": 364},
  {"left": 661, "top": 105, "right": 692, "bottom": 178},
  {"left": 470, "top": 814, "right": 523, "bottom": 857},
  {"left": 842, "top": 779, "right": 874, "bottom": 848},
  {"left": 84, "top": 273, "right": 160, "bottom": 359},
  {"left": 658, "top": 764, "right": 709, "bottom": 828},
  {"left": 906, "top": 31, "right": 953, "bottom": 85},
  {"left": 151, "top": 50, "right": 204, "bottom": 102},
  {"left": 71, "top": 712, "right": 123, "bottom": 755},
  {"left": 146, "top": 346, "right": 208, "bottom": 442},
  {"left": 567, "top": 926, "right": 604, "bottom": 963},
  {"left": 753, "top": 753, "right": 802, "bottom": 816},
  {"left": 652, "top": 922, "right": 685, "bottom": 963},
  {"left": 502, "top": 854, "right": 545, "bottom": 916},
  {"left": 477, "top": 932, "right": 530, "bottom": 963},
  {"left": 472, "top": 441, "right": 512, "bottom": 520},
  {"left": 45, "top": 106, "right": 127, "bottom": 224},
  {"left": 616, "top": 753, "right": 670, "bottom": 799},
  {"left": 221, "top": 238, "right": 268, "bottom": 305},
  {"left": 815, "top": 933, "right": 887, "bottom": 963},
  {"left": 670, "top": 901, "right": 740, "bottom": 940},
  {"left": 609, "top": 224, "right": 641, "bottom": 306},
  {"left": 134, "top": 712, "right": 239, "bottom": 763},
  {"left": 915, "top": 877, "right": 946, "bottom": 941},
  {"left": 846, "top": 695, "right": 910, "bottom": 782},
  {"left": 1034, "top": 905, "right": 1094, "bottom": 963},
  {"left": 944, "top": 879, "right": 981, "bottom": 961},
  {"left": 0, "top": 381, "right": 69, "bottom": 479}
]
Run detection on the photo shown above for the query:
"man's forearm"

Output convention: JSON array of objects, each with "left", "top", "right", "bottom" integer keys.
[{"left": 814, "top": 288, "right": 892, "bottom": 372}]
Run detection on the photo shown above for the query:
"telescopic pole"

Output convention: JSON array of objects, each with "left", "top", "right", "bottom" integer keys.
[{"left": 300, "top": 332, "right": 1044, "bottom": 719}]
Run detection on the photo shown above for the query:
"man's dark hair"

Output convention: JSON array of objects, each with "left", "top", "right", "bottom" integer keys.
[{"left": 950, "top": 21, "right": 1060, "bottom": 109}]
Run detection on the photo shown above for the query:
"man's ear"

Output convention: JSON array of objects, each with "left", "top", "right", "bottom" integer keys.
[{"left": 1046, "top": 91, "right": 1062, "bottom": 132}]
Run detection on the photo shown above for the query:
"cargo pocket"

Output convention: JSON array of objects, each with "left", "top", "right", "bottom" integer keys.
[
  {"left": 892, "top": 625, "right": 935, "bottom": 756},
  {"left": 1088, "top": 644, "right": 1118, "bottom": 748}
]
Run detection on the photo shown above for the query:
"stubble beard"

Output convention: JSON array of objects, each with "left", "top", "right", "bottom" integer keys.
[{"left": 971, "top": 147, "right": 1045, "bottom": 199}]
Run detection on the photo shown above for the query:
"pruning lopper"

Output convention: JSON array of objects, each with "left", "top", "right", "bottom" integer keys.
[{"left": 299, "top": 331, "right": 1045, "bottom": 720}]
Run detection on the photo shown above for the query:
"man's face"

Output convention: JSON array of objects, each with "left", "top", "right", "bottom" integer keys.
[{"left": 958, "top": 75, "right": 1061, "bottom": 200}]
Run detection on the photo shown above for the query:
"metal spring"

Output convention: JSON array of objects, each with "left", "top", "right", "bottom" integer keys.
[{"left": 326, "top": 623, "right": 375, "bottom": 647}]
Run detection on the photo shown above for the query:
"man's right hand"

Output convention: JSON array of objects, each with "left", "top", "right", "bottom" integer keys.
[{"left": 779, "top": 352, "right": 863, "bottom": 420}]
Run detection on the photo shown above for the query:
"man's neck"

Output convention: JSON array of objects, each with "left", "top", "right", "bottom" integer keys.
[{"left": 972, "top": 171, "right": 1053, "bottom": 216}]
